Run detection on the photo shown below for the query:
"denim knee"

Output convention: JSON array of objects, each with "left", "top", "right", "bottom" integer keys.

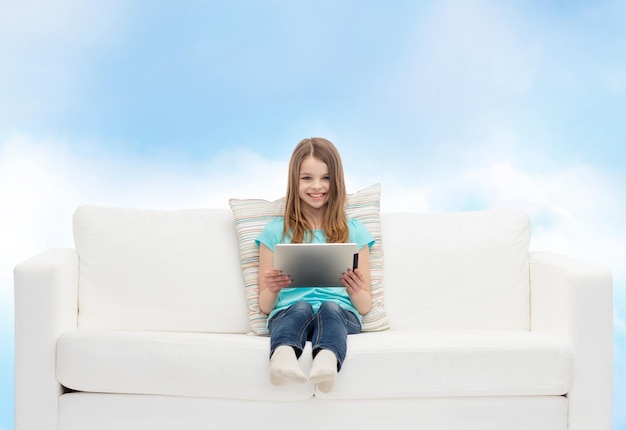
[
  {"left": 317, "top": 301, "right": 342, "bottom": 316},
  {"left": 291, "top": 300, "right": 314, "bottom": 314}
]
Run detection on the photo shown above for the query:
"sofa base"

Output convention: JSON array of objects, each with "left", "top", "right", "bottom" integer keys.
[{"left": 58, "top": 392, "right": 568, "bottom": 430}]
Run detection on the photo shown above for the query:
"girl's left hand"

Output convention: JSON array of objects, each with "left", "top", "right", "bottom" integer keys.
[{"left": 341, "top": 268, "right": 365, "bottom": 295}]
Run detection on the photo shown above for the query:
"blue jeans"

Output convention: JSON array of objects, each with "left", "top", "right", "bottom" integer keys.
[{"left": 268, "top": 301, "right": 361, "bottom": 371}]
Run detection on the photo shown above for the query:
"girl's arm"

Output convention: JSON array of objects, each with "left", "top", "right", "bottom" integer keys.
[
  {"left": 258, "top": 243, "right": 292, "bottom": 315},
  {"left": 341, "top": 246, "right": 372, "bottom": 315}
]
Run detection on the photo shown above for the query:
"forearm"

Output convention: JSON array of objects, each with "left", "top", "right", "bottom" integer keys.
[
  {"left": 258, "top": 244, "right": 279, "bottom": 315},
  {"left": 350, "top": 289, "right": 372, "bottom": 315},
  {"left": 259, "top": 288, "right": 278, "bottom": 315}
]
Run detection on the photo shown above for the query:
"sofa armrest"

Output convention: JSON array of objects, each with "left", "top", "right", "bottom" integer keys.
[
  {"left": 14, "top": 248, "right": 79, "bottom": 430},
  {"left": 529, "top": 251, "right": 613, "bottom": 430}
]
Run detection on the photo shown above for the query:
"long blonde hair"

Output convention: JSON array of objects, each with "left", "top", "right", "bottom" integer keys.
[{"left": 283, "top": 137, "right": 348, "bottom": 243}]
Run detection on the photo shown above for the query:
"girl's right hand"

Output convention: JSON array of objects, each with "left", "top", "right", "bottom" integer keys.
[{"left": 261, "top": 269, "right": 292, "bottom": 293}]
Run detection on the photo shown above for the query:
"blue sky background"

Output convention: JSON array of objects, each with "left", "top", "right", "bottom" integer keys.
[{"left": 1, "top": 1, "right": 624, "bottom": 428}]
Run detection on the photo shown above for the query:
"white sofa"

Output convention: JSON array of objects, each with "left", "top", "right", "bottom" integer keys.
[{"left": 14, "top": 199, "right": 613, "bottom": 430}]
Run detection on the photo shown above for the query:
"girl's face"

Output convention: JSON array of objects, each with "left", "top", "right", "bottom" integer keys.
[{"left": 298, "top": 156, "right": 330, "bottom": 214}]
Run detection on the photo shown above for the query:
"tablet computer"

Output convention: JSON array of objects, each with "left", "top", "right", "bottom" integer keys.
[{"left": 273, "top": 243, "right": 359, "bottom": 287}]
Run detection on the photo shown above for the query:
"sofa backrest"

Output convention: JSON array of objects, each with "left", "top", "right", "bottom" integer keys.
[
  {"left": 380, "top": 210, "right": 531, "bottom": 330},
  {"left": 74, "top": 205, "right": 531, "bottom": 333},
  {"left": 74, "top": 206, "right": 250, "bottom": 332}
]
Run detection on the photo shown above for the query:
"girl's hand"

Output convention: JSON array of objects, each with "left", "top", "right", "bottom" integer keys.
[
  {"left": 341, "top": 268, "right": 365, "bottom": 295},
  {"left": 261, "top": 269, "right": 292, "bottom": 293}
]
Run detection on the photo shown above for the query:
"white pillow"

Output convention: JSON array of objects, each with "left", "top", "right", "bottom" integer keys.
[{"left": 229, "top": 183, "right": 389, "bottom": 335}]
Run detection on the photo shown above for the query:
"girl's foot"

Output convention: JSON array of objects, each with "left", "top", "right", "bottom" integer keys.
[
  {"left": 309, "top": 349, "right": 337, "bottom": 393},
  {"left": 269, "top": 345, "right": 307, "bottom": 385}
]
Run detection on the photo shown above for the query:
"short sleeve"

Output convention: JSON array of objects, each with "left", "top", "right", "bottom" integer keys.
[
  {"left": 255, "top": 218, "right": 285, "bottom": 251},
  {"left": 348, "top": 218, "right": 375, "bottom": 250}
]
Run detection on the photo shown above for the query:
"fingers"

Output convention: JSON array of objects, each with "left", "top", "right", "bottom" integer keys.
[
  {"left": 263, "top": 270, "right": 291, "bottom": 292},
  {"left": 341, "top": 268, "right": 363, "bottom": 293}
]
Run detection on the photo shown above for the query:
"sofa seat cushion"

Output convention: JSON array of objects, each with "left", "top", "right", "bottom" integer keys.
[
  {"left": 322, "top": 330, "right": 573, "bottom": 399},
  {"left": 57, "top": 329, "right": 572, "bottom": 401},
  {"left": 57, "top": 331, "right": 314, "bottom": 401}
]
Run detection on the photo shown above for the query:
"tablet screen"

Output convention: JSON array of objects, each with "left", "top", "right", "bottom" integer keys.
[{"left": 274, "top": 243, "right": 358, "bottom": 287}]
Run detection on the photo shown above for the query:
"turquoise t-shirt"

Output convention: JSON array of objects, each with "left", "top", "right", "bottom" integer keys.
[{"left": 255, "top": 218, "right": 375, "bottom": 324}]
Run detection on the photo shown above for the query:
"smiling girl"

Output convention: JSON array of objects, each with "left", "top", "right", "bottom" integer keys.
[{"left": 255, "top": 137, "right": 374, "bottom": 392}]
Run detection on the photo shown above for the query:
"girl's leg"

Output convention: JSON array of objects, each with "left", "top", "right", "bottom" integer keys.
[
  {"left": 309, "top": 302, "right": 361, "bottom": 392},
  {"left": 267, "top": 301, "right": 314, "bottom": 385}
]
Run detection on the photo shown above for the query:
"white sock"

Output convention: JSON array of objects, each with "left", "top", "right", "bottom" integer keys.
[
  {"left": 309, "top": 349, "right": 338, "bottom": 393},
  {"left": 269, "top": 345, "right": 307, "bottom": 385}
]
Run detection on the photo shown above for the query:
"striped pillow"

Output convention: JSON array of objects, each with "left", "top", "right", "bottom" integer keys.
[{"left": 229, "top": 183, "right": 389, "bottom": 335}]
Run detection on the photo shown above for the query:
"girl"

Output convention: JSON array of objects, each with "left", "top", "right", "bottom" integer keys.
[{"left": 256, "top": 137, "right": 374, "bottom": 393}]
